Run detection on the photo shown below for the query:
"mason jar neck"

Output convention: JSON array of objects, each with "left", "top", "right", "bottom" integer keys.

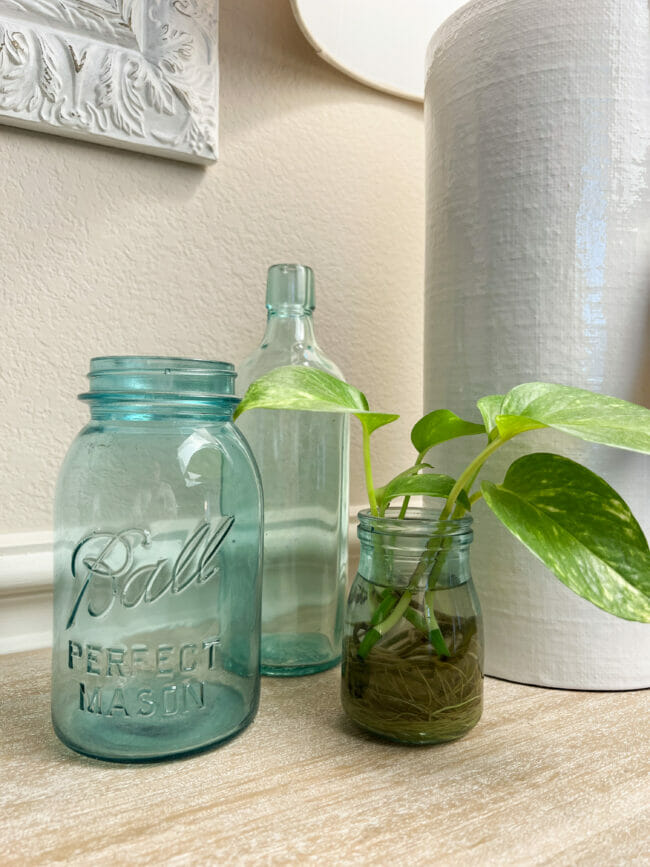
[
  {"left": 79, "top": 356, "right": 239, "bottom": 422},
  {"left": 83, "top": 399, "right": 237, "bottom": 423}
]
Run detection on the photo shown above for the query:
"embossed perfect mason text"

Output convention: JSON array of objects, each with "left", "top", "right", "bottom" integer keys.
[{"left": 70, "top": 638, "right": 222, "bottom": 718}]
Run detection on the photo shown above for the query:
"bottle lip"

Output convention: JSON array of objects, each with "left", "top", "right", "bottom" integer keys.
[
  {"left": 266, "top": 264, "right": 315, "bottom": 311},
  {"left": 357, "top": 507, "right": 473, "bottom": 537}
]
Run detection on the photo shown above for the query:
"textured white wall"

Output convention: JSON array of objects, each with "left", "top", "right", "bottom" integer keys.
[{"left": 0, "top": 0, "right": 424, "bottom": 534}]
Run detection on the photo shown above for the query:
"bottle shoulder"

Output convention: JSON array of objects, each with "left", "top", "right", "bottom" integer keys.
[{"left": 237, "top": 347, "right": 345, "bottom": 393}]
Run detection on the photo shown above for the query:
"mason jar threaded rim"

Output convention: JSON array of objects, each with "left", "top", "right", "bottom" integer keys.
[
  {"left": 79, "top": 356, "right": 239, "bottom": 406},
  {"left": 88, "top": 355, "right": 235, "bottom": 371}
]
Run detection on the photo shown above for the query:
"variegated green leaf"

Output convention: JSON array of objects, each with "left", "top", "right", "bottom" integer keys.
[
  {"left": 482, "top": 453, "right": 650, "bottom": 622},
  {"left": 411, "top": 409, "right": 484, "bottom": 454},
  {"left": 376, "top": 470, "right": 459, "bottom": 514},
  {"left": 233, "top": 366, "right": 399, "bottom": 433},
  {"left": 476, "top": 394, "right": 504, "bottom": 440},
  {"left": 234, "top": 366, "right": 367, "bottom": 417},
  {"left": 497, "top": 383, "right": 650, "bottom": 453}
]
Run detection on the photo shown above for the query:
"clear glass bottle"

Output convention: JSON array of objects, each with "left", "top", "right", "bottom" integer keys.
[
  {"left": 237, "top": 265, "right": 350, "bottom": 676},
  {"left": 342, "top": 509, "right": 483, "bottom": 744},
  {"left": 52, "top": 357, "right": 263, "bottom": 761}
]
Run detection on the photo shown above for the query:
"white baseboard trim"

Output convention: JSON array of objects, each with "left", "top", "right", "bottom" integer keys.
[
  {"left": 0, "top": 531, "right": 54, "bottom": 654},
  {"left": 0, "top": 508, "right": 365, "bottom": 656}
]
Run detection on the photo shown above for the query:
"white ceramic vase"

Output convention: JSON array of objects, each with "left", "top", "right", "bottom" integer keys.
[{"left": 424, "top": 0, "right": 650, "bottom": 688}]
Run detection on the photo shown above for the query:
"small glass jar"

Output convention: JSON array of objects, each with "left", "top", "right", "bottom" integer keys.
[
  {"left": 342, "top": 509, "right": 483, "bottom": 744},
  {"left": 52, "top": 357, "right": 263, "bottom": 762}
]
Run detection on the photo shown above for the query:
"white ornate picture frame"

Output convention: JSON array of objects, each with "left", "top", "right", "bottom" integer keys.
[{"left": 0, "top": 0, "right": 218, "bottom": 163}]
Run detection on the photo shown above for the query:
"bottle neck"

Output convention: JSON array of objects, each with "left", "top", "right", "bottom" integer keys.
[{"left": 261, "top": 306, "right": 317, "bottom": 348}]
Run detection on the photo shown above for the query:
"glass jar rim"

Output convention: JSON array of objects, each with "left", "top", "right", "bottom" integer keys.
[
  {"left": 87, "top": 355, "right": 235, "bottom": 373},
  {"left": 357, "top": 507, "right": 472, "bottom": 537},
  {"left": 79, "top": 356, "right": 239, "bottom": 407}
]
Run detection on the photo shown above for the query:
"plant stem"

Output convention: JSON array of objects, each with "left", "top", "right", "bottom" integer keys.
[
  {"left": 358, "top": 529, "right": 450, "bottom": 659},
  {"left": 451, "top": 464, "right": 483, "bottom": 518},
  {"left": 358, "top": 590, "right": 413, "bottom": 657},
  {"left": 360, "top": 436, "right": 509, "bottom": 660},
  {"left": 421, "top": 438, "right": 507, "bottom": 639},
  {"left": 440, "top": 435, "right": 506, "bottom": 519},
  {"left": 398, "top": 603, "right": 450, "bottom": 654},
  {"left": 370, "top": 590, "right": 398, "bottom": 626},
  {"left": 403, "top": 605, "right": 427, "bottom": 634},
  {"left": 397, "top": 451, "right": 425, "bottom": 520},
  {"left": 362, "top": 425, "right": 379, "bottom": 516},
  {"left": 424, "top": 589, "right": 451, "bottom": 657}
]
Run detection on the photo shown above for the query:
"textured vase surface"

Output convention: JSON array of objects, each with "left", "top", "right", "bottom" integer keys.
[{"left": 424, "top": 0, "right": 650, "bottom": 688}]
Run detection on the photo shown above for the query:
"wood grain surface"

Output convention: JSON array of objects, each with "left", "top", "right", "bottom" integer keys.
[{"left": 0, "top": 648, "right": 648, "bottom": 865}]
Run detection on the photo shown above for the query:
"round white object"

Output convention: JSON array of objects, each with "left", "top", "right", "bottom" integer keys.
[
  {"left": 291, "top": 0, "right": 467, "bottom": 101},
  {"left": 424, "top": 0, "right": 650, "bottom": 689}
]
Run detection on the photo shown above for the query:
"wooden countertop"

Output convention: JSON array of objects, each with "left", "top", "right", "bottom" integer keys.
[{"left": 0, "top": 648, "right": 648, "bottom": 865}]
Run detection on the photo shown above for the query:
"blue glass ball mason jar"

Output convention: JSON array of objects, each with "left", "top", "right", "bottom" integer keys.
[{"left": 52, "top": 357, "right": 263, "bottom": 761}]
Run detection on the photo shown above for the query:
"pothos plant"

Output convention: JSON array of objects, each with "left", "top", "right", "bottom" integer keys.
[{"left": 234, "top": 367, "right": 650, "bottom": 741}]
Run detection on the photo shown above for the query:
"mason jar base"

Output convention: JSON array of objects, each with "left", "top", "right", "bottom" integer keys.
[{"left": 52, "top": 683, "right": 258, "bottom": 763}]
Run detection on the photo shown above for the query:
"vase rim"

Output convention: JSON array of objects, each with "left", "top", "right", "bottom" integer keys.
[{"left": 357, "top": 507, "right": 472, "bottom": 537}]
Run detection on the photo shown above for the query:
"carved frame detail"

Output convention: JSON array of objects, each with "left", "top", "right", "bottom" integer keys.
[{"left": 0, "top": 0, "right": 218, "bottom": 163}]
